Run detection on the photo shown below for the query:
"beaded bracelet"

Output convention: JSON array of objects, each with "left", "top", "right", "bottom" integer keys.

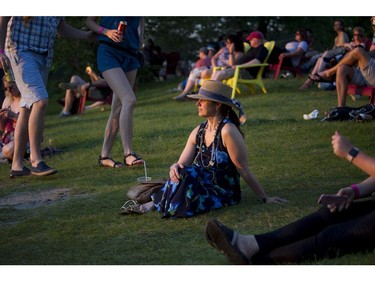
[
  {"left": 98, "top": 26, "right": 104, "bottom": 34},
  {"left": 351, "top": 184, "right": 360, "bottom": 199}
]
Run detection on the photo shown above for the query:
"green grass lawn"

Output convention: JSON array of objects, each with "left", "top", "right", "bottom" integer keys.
[{"left": 0, "top": 76, "right": 374, "bottom": 266}]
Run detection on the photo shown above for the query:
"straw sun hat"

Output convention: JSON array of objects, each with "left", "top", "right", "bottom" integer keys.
[
  {"left": 187, "top": 80, "right": 247, "bottom": 124},
  {"left": 187, "top": 80, "right": 235, "bottom": 108}
]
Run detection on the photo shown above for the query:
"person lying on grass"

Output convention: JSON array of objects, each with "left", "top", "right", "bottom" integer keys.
[{"left": 205, "top": 131, "right": 375, "bottom": 264}]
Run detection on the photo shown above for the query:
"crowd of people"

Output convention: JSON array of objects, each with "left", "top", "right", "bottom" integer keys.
[{"left": 1, "top": 16, "right": 375, "bottom": 265}]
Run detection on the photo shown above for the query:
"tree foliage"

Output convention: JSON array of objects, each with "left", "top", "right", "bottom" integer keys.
[{"left": 48, "top": 16, "right": 372, "bottom": 94}]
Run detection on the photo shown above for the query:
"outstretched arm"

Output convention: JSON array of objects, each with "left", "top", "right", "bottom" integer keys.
[
  {"left": 57, "top": 19, "right": 95, "bottom": 40},
  {"left": 222, "top": 123, "right": 287, "bottom": 203}
]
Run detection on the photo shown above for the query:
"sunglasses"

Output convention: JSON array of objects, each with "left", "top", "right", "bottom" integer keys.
[
  {"left": 295, "top": 33, "right": 301, "bottom": 36},
  {"left": 353, "top": 33, "right": 363, "bottom": 37}
]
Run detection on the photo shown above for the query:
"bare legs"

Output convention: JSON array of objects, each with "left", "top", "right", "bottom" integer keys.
[
  {"left": 62, "top": 75, "right": 85, "bottom": 114},
  {"left": 174, "top": 68, "right": 213, "bottom": 100},
  {"left": 11, "top": 99, "right": 48, "bottom": 171},
  {"left": 322, "top": 47, "right": 370, "bottom": 78},
  {"left": 318, "top": 48, "right": 370, "bottom": 107},
  {"left": 336, "top": 65, "right": 355, "bottom": 107},
  {"left": 101, "top": 67, "right": 142, "bottom": 167},
  {"left": 300, "top": 52, "right": 330, "bottom": 91}
]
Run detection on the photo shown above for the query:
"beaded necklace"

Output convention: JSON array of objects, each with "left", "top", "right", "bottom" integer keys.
[{"left": 195, "top": 119, "right": 224, "bottom": 168}]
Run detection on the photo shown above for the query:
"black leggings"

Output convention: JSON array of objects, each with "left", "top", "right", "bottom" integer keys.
[{"left": 252, "top": 200, "right": 375, "bottom": 264}]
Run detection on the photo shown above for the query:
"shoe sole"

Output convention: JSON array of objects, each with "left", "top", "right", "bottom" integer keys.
[
  {"left": 205, "top": 219, "right": 249, "bottom": 265},
  {"left": 31, "top": 169, "right": 58, "bottom": 176},
  {"left": 9, "top": 167, "right": 31, "bottom": 178}
]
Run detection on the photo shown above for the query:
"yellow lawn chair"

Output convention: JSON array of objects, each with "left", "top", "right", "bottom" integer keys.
[{"left": 225, "top": 40, "right": 275, "bottom": 99}]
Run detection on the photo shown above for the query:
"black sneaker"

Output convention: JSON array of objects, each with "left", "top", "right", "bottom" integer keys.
[
  {"left": 9, "top": 166, "right": 31, "bottom": 178},
  {"left": 30, "top": 161, "right": 57, "bottom": 176}
]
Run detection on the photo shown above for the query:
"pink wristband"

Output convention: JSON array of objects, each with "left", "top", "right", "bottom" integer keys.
[
  {"left": 351, "top": 184, "right": 360, "bottom": 199},
  {"left": 98, "top": 26, "right": 104, "bottom": 34},
  {"left": 0, "top": 49, "right": 4, "bottom": 54}
]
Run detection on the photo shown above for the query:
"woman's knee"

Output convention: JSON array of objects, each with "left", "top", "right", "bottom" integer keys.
[{"left": 2, "top": 143, "right": 14, "bottom": 160}]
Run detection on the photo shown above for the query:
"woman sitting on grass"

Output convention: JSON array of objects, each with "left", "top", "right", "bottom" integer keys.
[
  {"left": 0, "top": 76, "right": 21, "bottom": 161},
  {"left": 122, "top": 80, "right": 286, "bottom": 218}
]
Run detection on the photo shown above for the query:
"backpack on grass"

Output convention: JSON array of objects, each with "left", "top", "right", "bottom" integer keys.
[{"left": 322, "top": 104, "right": 375, "bottom": 122}]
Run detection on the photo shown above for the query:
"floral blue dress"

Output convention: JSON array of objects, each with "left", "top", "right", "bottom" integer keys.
[{"left": 152, "top": 118, "right": 241, "bottom": 218}]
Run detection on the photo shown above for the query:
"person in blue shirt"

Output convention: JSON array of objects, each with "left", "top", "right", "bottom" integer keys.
[{"left": 86, "top": 17, "right": 145, "bottom": 168}]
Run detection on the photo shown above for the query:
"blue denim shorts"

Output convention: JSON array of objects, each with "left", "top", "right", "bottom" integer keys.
[
  {"left": 97, "top": 43, "right": 140, "bottom": 74},
  {"left": 7, "top": 50, "right": 49, "bottom": 109},
  {"left": 362, "top": 59, "right": 375, "bottom": 86}
]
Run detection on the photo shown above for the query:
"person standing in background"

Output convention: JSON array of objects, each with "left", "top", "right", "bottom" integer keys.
[{"left": 0, "top": 17, "right": 94, "bottom": 178}]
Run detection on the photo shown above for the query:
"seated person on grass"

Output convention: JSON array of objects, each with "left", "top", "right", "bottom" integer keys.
[
  {"left": 205, "top": 131, "right": 375, "bottom": 264},
  {"left": 0, "top": 76, "right": 21, "bottom": 161},
  {"left": 121, "top": 80, "right": 286, "bottom": 218},
  {"left": 59, "top": 65, "right": 111, "bottom": 117}
]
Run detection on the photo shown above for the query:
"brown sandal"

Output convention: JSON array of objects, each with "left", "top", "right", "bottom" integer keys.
[
  {"left": 124, "top": 152, "right": 144, "bottom": 167},
  {"left": 98, "top": 156, "right": 123, "bottom": 168}
]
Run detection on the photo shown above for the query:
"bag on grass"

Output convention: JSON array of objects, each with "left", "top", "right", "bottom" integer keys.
[
  {"left": 321, "top": 104, "right": 375, "bottom": 122},
  {"left": 349, "top": 104, "right": 375, "bottom": 121},
  {"left": 126, "top": 178, "right": 167, "bottom": 204}
]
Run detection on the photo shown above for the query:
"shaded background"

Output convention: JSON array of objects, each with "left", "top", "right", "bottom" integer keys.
[{"left": 49, "top": 16, "right": 372, "bottom": 93}]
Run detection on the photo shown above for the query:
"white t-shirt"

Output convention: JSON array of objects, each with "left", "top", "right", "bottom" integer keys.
[{"left": 285, "top": 40, "right": 309, "bottom": 67}]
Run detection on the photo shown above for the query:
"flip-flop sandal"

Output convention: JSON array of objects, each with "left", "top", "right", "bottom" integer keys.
[
  {"left": 98, "top": 156, "right": 123, "bottom": 168},
  {"left": 309, "top": 73, "right": 331, "bottom": 83},
  {"left": 124, "top": 152, "right": 144, "bottom": 167},
  {"left": 205, "top": 218, "right": 249, "bottom": 265},
  {"left": 119, "top": 200, "right": 144, "bottom": 215}
]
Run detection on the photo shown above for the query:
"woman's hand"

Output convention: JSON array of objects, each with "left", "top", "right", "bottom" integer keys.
[
  {"left": 265, "top": 196, "right": 289, "bottom": 204},
  {"left": 169, "top": 163, "right": 184, "bottom": 183},
  {"left": 332, "top": 131, "right": 353, "bottom": 159},
  {"left": 104, "top": 29, "right": 122, "bottom": 42},
  {"left": 227, "top": 42, "right": 234, "bottom": 53},
  {"left": 327, "top": 187, "right": 355, "bottom": 213}
]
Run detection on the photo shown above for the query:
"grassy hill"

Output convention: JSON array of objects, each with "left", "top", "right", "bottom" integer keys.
[{"left": 1, "top": 76, "right": 374, "bottom": 268}]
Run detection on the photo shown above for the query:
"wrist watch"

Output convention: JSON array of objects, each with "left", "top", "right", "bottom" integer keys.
[{"left": 347, "top": 147, "right": 360, "bottom": 162}]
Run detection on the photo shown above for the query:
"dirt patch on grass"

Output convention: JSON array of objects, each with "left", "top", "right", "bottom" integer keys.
[{"left": 0, "top": 188, "right": 71, "bottom": 210}]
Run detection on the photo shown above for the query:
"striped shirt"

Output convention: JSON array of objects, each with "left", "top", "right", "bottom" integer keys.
[{"left": 5, "top": 17, "right": 62, "bottom": 67}]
